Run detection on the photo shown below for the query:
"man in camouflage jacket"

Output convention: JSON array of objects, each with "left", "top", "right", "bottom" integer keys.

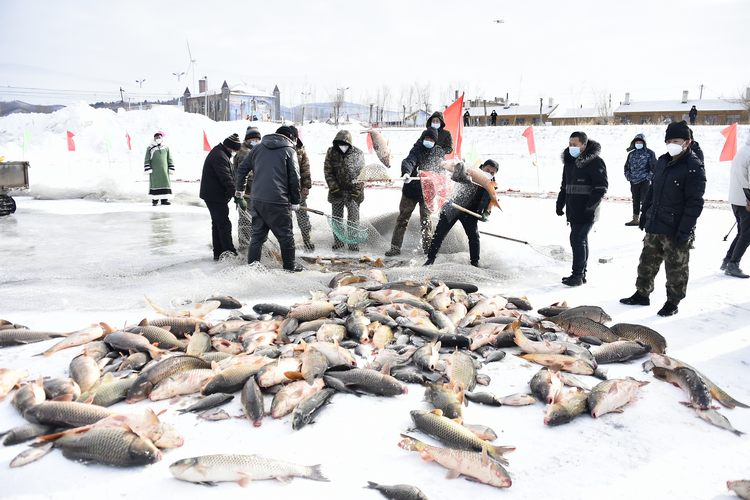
[{"left": 323, "top": 129, "right": 365, "bottom": 251}]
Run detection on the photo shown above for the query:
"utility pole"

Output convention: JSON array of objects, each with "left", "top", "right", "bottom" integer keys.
[
  {"left": 699, "top": 84, "right": 704, "bottom": 99},
  {"left": 120, "top": 87, "right": 124, "bottom": 105},
  {"left": 539, "top": 97, "right": 543, "bottom": 125}
]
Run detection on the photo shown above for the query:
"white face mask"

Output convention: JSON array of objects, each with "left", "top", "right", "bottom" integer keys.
[
  {"left": 250, "top": 140, "right": 260, "bottom": 147},
  {"left": 339, "top": 144, "right": 349, "bottom": 153},
  {"left": 666, "top": 143, "right": 685, "bottom": 156},
  {"left": 431, "top": 122, "right": 440, "bottom": 129},
  {"left": 155, "top": 138, "right": 163, "bottom": 145},
  {"left": 484, "top": 171, "right": 494, "bottom": 179}
]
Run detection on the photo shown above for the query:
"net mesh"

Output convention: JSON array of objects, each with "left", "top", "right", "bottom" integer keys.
[{"left": 357, "top": 163, "right": 392, "bottom": 182}]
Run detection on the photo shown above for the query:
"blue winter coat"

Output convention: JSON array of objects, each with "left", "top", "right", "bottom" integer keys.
[
  {"left": 623, "top": 134, "right": 657, "bottom": 184},
  {"left": 641, "top": 150, "right": 706, "bottom": 237}
]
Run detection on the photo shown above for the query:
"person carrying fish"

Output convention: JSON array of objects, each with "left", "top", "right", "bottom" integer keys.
[
  {"left": 424, "top": 159, "right": 498, "bottom": 267},
  {"left": 623, "top": 133, "right": 657, "bottom": 226},
  {"left": 235, "top": 125, "right": 303, "bottom": 272},
  {"left": 386, "top": 128, "right": 446, "bottom": 257},
  {"left": 144, "top": 131, "right": 175, "bottom": 206},
  {"left": 323, "top": 130, "right": 365, "bottom": 252},
  {"left": 231, "top": 126, "right": 262, "bottom": 249},
  {"left": 290, "top": 126, "right": 315, "bottom": 251},
  {"left": 620, "top": 120, "right": 706, "bottom": 316},
  {"left": 555, "top": 131, "right": 608, "bottom": 287},
  {"left": 200, "top": 133, "right": 243, "bottom": 260},
  {"left": 414, "top": 111, "right": 453, "bottom": 155}
]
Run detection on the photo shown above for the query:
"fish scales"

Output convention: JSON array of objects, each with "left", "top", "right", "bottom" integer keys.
[{"left": 54, "top": 427, "right": 161, "bottom": 467}]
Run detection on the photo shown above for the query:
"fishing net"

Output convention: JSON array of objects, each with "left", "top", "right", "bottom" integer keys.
[
  {"left": 301, "top": 207, "right": 369, "bottom": 245},
  {"left": 479, "top": 231, "right": 572, "bottom": 262},
  {"left": 420, "top": 171, "right": 452, "bottom": 212},
  {"left": 357, "top": 163, "right": 392, "bottom": 182}
]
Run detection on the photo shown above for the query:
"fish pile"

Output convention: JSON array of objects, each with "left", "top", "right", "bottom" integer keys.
[{"left": 1, "top": 275, "right": 747, "bottom": 494}]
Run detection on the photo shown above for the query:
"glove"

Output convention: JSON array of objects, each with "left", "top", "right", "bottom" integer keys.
[
  {"left": 481, "top": 211, "right": 490, "bottom": 222},
  {"left": 584, "top": 207, "right": 595, "bottom": 221},
  {"left": 556, "top": 207, "right": 564, "bottom": 216},
  {"left": 402, "top": 173, "right": 412, "bottom": 184},
  {"left": 674, "top": 231, "right": 691, "bottom": 249},
  {"left": 291, "top": 204, "right": 300, "bottom": 211},
  {"left": 235, "top": 197, "right": 247, "bottom": 210}
]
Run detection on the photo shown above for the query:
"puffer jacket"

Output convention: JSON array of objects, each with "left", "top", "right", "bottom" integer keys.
[
  {"left": 728, "top": 134, "right": 750, "bottom": 206},
  {"left": 623, "top": 133, "right": 657, "bottom": 184},
  {"left": 231, "top": 140, "right": 255, "bottom": 199},
  {"left": 556, "top": 140, "right": 609, "bottom": 224},
  {"left": 324, "top": 130, "right": 365, "bottom": 203},
  {"left": 401, "top": 142, "right": 447, "bottom": 201},
  {"left": 414, "top": 111, "right": 454, "bottom": 155},
  {"left": 641, "top": 149, "right": 706, "bottom": 237},
  {"left": 235, "top": 133, "right": 300, "bottom": 206},
  {"left": 200, "top": 143, "right": 236, "bottom": 203}
]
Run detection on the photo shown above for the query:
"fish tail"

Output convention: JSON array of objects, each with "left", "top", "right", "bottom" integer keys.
[
  {"left": 308, "top": 464, "right": 330, "bottom": 482},
  {"left": 364, "top": 481, "right": 379, "bottom": 489},
  {"left": 486, "top": 444, "right": 511, "bottom": 466}
]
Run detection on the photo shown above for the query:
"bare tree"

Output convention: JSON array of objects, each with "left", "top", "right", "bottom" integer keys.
[
  {"left": 593, "top": 88, "right": 614, "bottom": 125},
  {"left": 328, "top": 86, "right": 345, "bottom": 126},
  {"left": 568, "top": 81, "right": 587, "bottom": 125},
  {"left": 733, "top": 84, "right": 750, "bottom": 111}
]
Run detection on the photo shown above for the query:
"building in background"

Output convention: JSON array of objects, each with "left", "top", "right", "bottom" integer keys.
[
  {"left": 614, "top": 91, "right": 748, "bottom": 125},
  {"left": 463, "top": 98, "right": 558, "bottom": 126},
  {"left": 183, "top": 80, "right": 279, "bottom": 122},
  {"left": 547, "top": 106, "right": 602, "bottom": 126}
]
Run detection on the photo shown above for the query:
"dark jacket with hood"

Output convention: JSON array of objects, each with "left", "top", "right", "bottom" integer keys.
[
  {"left": 296, "top": 138, "right": 312, "bottom": 191},
  {"left": 400, "top": 142, "right": 447, "bottom": 201},
  {"left": 323, "top": 130, "right": 365, "bottom": 203},
  {"left": 200, "top": 143, "right": 237, "bottom": 203},
  {"left": 415, "top": 111, "right": 453, "bottom": 154},
  {"left": 623, "top": 133, "right": 657, "bottom": 184},
  {"left": 448, "top": 161, "right": 492, "bottom": 218},
  {"left": 640, "top": 149, "right": 706, "bottom": 237},
  {"left": 556, "top": 140, "right": 609, "bottom": 224},
  {"left": 232, "top": 140, "right": 255, "bottom": 199},
  {"left": 235, "top": 133, "right": 300, "bottom": 206}
]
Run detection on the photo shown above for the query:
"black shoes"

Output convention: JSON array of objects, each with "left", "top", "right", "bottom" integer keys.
[
  {"left": 562, "top": 275, "right": 586, "bottom": 285},
  {"left": 423, "top": 258, "right": 435, "bottom": 266},
  {"left": 620, "top": 291, "right": 650, "bottom": 306},
  {"left": 725, "top": 262, "right": 750, "bottom": 278},
  {"left": 215, "top": 250, "right": 238, "bottom": 261},
  {"left": 161, "top": 199, "right": 171, "bottom": 205},
  {"left": 562, "top": 274, "right": 584, "bottom": 287},
  {"left": 657, "top": 301, "right": 679, "bottom": 316},
  {"left": 152, "top": 200, "right": 158, "bottom": 206},
  {"left": 470, "top": 261, "right": 480, "bottom": 268},
  {"left": 385, "top": 246, "right": 401, "bottom": 257},
  {"left": 284, "top": 263, "right": 304, "bottom": 273},
  {"left": 720, "top": 258, "right": 729, "bottom": 271}
]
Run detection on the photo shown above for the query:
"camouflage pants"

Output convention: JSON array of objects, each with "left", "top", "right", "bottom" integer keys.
[
  {"left": 390, "top": 195, "right": 433, "bottom": 252},
  {"left": 331, "top": 197, "right": 360, "bottom": 248},
  {"left": 635, "top": 233, "right": 690, "bottom": 305},
  {"left": 294, "top": 195, "right": 312, "bottom": 245}
]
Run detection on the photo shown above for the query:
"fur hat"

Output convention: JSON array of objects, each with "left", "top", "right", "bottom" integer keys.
[
  {"left": 423, "top": 128, "right": 439, "bottom": 142},
  {"left": 665, "top": 121, "right": 690, "bottom": 142},
  {"left": 276, "top": 126, "right": 295, "bottom": 141},
  {"left": 223, "top": 133, "right": 242, "bottom": 151},
  {"left": 245, "top": 127, "right": 261, "bottom": 141}
]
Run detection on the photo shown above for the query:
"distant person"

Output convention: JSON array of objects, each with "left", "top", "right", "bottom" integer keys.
[
  {"left": 424, "top": 159, "right": 498, "bottom": 267},
  {"left": 144, "top": 131, "right": 174, "bottom": 206},
  {"left": 414, "top": 111, "right": 454, "bottom": 155},
  {"left": 463, "top": 109, "right": 471, "bottom": 127},
  {"left": 555, "top": 131, "right": 608, "bottom": 287},
  {"left": 200, "top": 133, "right": 242, "bottom": 261},
  {"left": 689, "top": 105, "right": 698, "bottom": 125},
  {"left": 620, "top": 121, "right": 706, "bottom": 316},
  {"left": 721, "top": 132, "right": 750, "bottom": 278},
  {"left": 236, "top": 126, "right": 302, "bottom": 272},
  {"left": 290, "top": 126, "right": 314, "bottom": 251},
  {"left": 231, "top": 126, "right": 262, "bottom": 249},
  {"left": 385, "top": 128, "right": 446, "bottom": 257},
  {"left": 623, "top": 133, "right": 656, "bottom": 226},
  {"left": 490, "top": 109, "right": 498, "bottom": 126},
  {"left": 323, "top": 130, "right": 365, "bottom": 251}
]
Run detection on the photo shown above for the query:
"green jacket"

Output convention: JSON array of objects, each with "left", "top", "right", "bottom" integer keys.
[
  {"left": 324, "top": 130, "right": 365, "bottom": 204},
  {"left": 232, "top": 140, "right": 254, "bottom": 199}
]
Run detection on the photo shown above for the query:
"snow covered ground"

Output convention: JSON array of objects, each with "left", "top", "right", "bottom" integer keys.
[{"left": 1, "top": 105, "right": 749, "bottom": 500}]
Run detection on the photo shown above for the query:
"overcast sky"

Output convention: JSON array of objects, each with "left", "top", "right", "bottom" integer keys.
[{"left": 1, "top": 0, "right": 748, "bottom": 110}]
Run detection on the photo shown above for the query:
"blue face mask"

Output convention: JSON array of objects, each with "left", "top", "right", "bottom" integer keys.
[
  {"left": 635, "top": 143, "right": 644, "bottom": 150},
  {"left": 431, "top": 122, "right": 440, "bottom": 129},
  {"left": 569, "top": 146, "right": 581, "bottom": 158},
  {"left": 423, "top": 141, "right": 435, "bottom": 149}
]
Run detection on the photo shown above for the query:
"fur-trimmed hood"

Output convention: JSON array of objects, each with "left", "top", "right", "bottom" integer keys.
[{"left": 561, "top": 139, "right": 602, "bottom": 168}]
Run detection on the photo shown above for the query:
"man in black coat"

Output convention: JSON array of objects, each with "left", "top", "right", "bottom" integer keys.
[
  {"left": 463, "top": 109, "right": 470, "bottom": 127},
  {"left": 620, "top": 120, "right": 706, "bottom": 316},
  {"left": 414, "top": 111, "right": 454, "bottom": 155},
  {"left": 490, "top": 110, "right": 498, "bottom": 126},
  {"left": 200, "top": 133, "right": 243, "bottom": 261},
  {"left": 556, "top": 131, "right": 608, "bottom": 287},
  {"left": 689, "top": 105, "right": 698, "bottom": 125},
  {"left": 235, "top": 126, "right": 302, "bottom": 272}
]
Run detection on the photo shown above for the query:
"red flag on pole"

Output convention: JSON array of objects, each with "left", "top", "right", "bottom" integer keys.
[
  {"left": 203, "top": 131, "right": 211, "bottom": 152},
  {"left": 442, "top": 93, "right": 464, "bottom": 160},
  {"left": 366, "top": 133, "right": 374, "bottom": 154},
  {"left": 420, "top": 171, "right": 453, "bottom": 212},
  {"left": 719, "top": 122, "right": 738, "bottom": 162},
  {"left": 522, "top": 126, "right": 536, "bottom": 155},
  {"left": 67, "top": 131, "right": 75, "bottom": 152},
  {"left": 125, "top": 133, "right": 131, "bottom": 151}
]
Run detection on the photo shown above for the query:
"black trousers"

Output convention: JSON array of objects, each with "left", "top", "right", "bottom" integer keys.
[
  {"left": 569, "top": 222, "right": 594, "bottom": 277},
  {"left": 631, "top": 180, "right": 650, "bottom": 215},
  {"left": 205, "top": 200, "right": 235, "bottom": 259},
  {"left": 247, "top": 200, "right": 296, "bottom": 269},
  {"left": 427, "top": 209, "right": 480, "bottom": 264},
  {"left": 725, "top": 204, "right": 750, "bottom": 265}
]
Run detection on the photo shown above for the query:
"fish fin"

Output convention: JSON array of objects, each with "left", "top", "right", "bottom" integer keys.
[
  {"left": 481, "top": 445, "right": 489, "bottom": 466},
  {"left": 50, "top": 394, "right": 75, "bottom": 402},
  {"left": 82, "top": 394, "right": 96, "bottom": 405},
  {"left": 274, "top": 476, "right": 293, "bottom": 484},
  {"left": 284, "top": 371, "right": 304, "bottom": 380},
  {"left": 99, "top": 322, "right": 115, "bottom": 335},
  {"left": 211, "top": 361, "right": 221, "bottom": 374},
  {"left": 380, "top": 361, "right": 391, "bottom": 376},
  {"left": 429, "top": 409, "right": 443, "bottom": 417},
  {"left": 156, "top": 408, "right": 168, "bottom": 417},
  {"left": 138, "top": 318, "right": 148, "bottom": 326},
  {"left": 451, "top": 418, "right": 463, "bottom": 425},
  {"left": 237, "top": 476, "right": 252, "bottom": 488},
  {"left": 561, "top": 301, "right": 568, "bottom": 307},
  {"left": 198, "top": 482, "right": 218, "bottom": 487},
  {"left": 169, "top": 395, "right": 181, "bottom": 405},
  {"left": 445, "top": 469, "right": 461, "bottom": 479}
]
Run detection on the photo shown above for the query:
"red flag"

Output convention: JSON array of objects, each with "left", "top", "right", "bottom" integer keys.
[
  {"left": 366, "top": 132, "right": 374, "bottom": 154},
  {"left": 420, "top": 171, "right": 452, "bottom": 212},
  {"left": 442, "top": 93, "right": 464, "bottom": 160},
  {"left": 67, "top": 131, "right": 75, "bottom": 152},
  {"left": 125, "top": 133, "right": 131, "bottom": 151},
  {"left": 203, "top": 131, "right": 211, "bottom": 152},
  {"left": 522, "top": 126, "right": 536, "bottom": 155},
  {"left": 720, "top": 122, "right": 738, "bottom": 162}
]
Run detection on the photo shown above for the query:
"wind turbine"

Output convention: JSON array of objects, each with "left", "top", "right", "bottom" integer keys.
[
  {"left": 493, "top": 19, "right": 505, "bottom": 23},
  {"left": 185, "top": 40, "right": 197, "bottom": 93}
]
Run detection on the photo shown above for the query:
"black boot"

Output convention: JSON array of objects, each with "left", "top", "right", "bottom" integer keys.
[
  {"left": 620, "top": 291, "right": 650, "bottom": 306},
  {"left": 281, "top": 247, "right": 302, "bottom": 272},
  {"left": 161, "top": 199, "right": 171, "bottom": 205},
  {"left": 725, "top": 262, "right": 750, "bottom": 278},
  {"left": 625, "top": 214, "right": 639, "bottom": 226},
  {"left": 562, "top": 274, "right": 584, "bottom": 287},
  {"left": 385, "top": 246, "right": 401, "bottom": 257},
  {"left": 152, "top": 199, "right": 158, "bottom": 206},
  {"left": 657, "top": 301, "right": 678, "bottom": 316},
  {"left": 423, "top": 258, "right": 435, "bottom": 266},
  {"left": 720, "top": 258, "right": 730, "bottom": 271}
]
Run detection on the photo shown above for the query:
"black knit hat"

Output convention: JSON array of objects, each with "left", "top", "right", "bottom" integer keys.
[
  {"left": 483, "top": 159, "right": 499, "bottom": 171},
  {"left": 245, "top": 126, "right": 261, "bottom": 140},
  {"left": 424, "top": 128, "right": 439, "bottom": 142},
  {"left": 276, "top": 126, "right": 295, "bottom": 141},
  {"left": 665, "top": 120, "right": 690, "bottom": 142},
  {"left": 223, "top": 133, "right": 242, "bottom": 151}
]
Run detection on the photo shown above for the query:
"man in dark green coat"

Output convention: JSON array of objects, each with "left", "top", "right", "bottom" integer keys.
[
  {"left": 323, "top": 130, "right": 365, "bottom": 251},
  {"left": 144, "top": 131, "right": 174, "bottom": 206}
]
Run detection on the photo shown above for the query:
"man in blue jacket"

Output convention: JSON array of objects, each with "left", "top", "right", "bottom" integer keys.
[
  {"left": 623, "top": 133, "right": 657, "bottom": 226},
  {"left": 556, "top": 131, "right": 608, "bottom": 287},
  {"left": 620, "top": 120, "right": 706, "bottom": 316}
]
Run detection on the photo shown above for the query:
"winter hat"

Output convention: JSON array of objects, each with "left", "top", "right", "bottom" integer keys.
[
  {"left": 223, "top": 133, "right": 242, "bottom": 151},
  {"left": 245, "top": 126, "right": 261, "bottom": 141},
  {"left": 665, "top": 120, "right": 690, "bottom": 142},
  {"left": 423, "top": 128, "right": 439, "bottom": 142},
  {"left": 276, "top": 126, "right": 295, "bottom": 141},
  {"left": 482, "top": 159, "right": 499, "bottom": 171},
  {"left": 154, "top": 131, "right": 165, "bottom": 138}
]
